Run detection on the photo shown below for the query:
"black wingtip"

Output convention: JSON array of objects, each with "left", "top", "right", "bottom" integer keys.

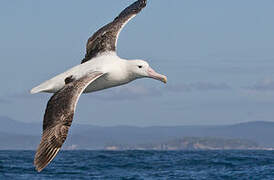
[
  {"left": 116, "top": 0, "right": 147, "bottom": 20},
  {"left": 34, "top": 141, "right": 60, "bottom": 172},
  {"left": 134, "top": 0, "right": 147, "bottom": 11},
  {"left": 139, "top": 0, "right": 147, "bottom": 8}
]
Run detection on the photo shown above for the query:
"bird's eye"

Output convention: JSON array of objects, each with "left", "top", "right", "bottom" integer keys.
[{"left": 138, "top": 65, "right": 143, "bottom": 68}]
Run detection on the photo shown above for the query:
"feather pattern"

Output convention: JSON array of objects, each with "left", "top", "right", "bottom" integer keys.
[
  {"left": 81, "top": 0, "right": 147, "bottom": 64},
  {"left": 34, "top": 72, "right": 104, "bottom": 172}
]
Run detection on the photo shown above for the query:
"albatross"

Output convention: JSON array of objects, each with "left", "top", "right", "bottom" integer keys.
[{"left": 31, "top": 0, "right": 167, "bottom": 172}]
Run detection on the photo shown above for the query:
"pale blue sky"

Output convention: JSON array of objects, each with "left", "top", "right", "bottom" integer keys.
[{"left": 0, "top": 0, "right": 274, "bottom": 126}]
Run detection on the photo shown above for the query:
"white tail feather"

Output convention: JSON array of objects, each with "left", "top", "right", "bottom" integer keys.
[
  {"left": 30, "top": 86, "right": 45, "bottom": 94},
  {"left": 30, "top": 84, "right": 51, "bottom": 94},
  {"left": 30, "top": 80, "right": 60, "bottom": 94}
]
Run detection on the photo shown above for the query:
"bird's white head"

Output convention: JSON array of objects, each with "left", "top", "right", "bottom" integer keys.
[{"left": 127, "top": 60, "right": 167, "bottom": 83}]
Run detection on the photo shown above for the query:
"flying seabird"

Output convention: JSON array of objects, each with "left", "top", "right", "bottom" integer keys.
[{"left": 31, "top": 0, "right": 167, "bottom": 172}]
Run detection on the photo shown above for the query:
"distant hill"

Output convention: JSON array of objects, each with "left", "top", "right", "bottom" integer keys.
[
  {"left": 0, "top": 116, "right": 41, "bottom": 135},
  {"left": 105, "top": 137, "right": 260, "bottom": 151},
  {"left": 0, "top": 131, "right": 39, "bottom": 150},
  {"left": 1, "top": 116, "right": 274, "bottom": 149}
]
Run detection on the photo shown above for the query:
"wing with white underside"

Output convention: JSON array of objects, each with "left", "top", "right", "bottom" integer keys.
[
  {"left": 81, "top": 0, "right": 147, "bottom": 64},
  {"left": 34, "top": 71, "right": 105, "bottom": 172}
]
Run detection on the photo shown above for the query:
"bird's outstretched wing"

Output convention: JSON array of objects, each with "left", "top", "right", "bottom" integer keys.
[
  {"left": 81, "top": 0, "right": 147, "bottom": 64},
  {"left": 34, "top": 71, "right": 105, "bottom": 172}
]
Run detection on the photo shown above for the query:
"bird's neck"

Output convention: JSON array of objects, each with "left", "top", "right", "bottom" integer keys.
[{"left": 123, "top": 60, "right": 141, "bottom": 81}]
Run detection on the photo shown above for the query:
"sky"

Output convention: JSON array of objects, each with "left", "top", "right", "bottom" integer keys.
[{"left": 0, "top": 0, "right": 274, "bottom": 126}]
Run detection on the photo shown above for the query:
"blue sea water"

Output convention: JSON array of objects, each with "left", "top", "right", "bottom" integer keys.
[{"left": 0, "top": 150, "right": 274, "bottom": 179}]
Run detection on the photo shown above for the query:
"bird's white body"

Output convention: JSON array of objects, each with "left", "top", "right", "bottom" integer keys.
[{"left": 31, "top": 53, "right": 135, "bottom": 94}]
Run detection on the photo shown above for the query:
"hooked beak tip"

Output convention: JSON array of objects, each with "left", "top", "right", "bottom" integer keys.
[
  {"left": 147, "top": 67, "right": 167, "bottom": 84},
  {"left": 162, "top": 76, "right": 167, "bottom": 84}
]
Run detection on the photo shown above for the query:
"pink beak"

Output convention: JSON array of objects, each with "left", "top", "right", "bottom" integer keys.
[{"left": 147, "top": 67, "right": 167, "bottom": 83}]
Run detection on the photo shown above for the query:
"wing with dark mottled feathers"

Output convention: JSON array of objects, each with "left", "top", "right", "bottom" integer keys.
[
  {"left": 34, "top": 72, "right": 104, "bottom": 172},
  {"left": 81, "top": 0, "right": 147, "bottom": 64}
]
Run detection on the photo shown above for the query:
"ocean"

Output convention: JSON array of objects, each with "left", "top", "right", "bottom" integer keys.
[{"left": 1, "top": 150, "right": 274, "bottom": 179}]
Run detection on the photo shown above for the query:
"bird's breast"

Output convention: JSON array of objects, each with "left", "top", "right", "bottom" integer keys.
[{"left": 84, "top": 68, "right": 130, "bottom": 93}]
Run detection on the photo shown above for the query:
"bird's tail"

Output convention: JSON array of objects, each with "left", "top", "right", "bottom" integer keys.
[{"left": 30, "top": 80, "right": 55, "bottom": 94}]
